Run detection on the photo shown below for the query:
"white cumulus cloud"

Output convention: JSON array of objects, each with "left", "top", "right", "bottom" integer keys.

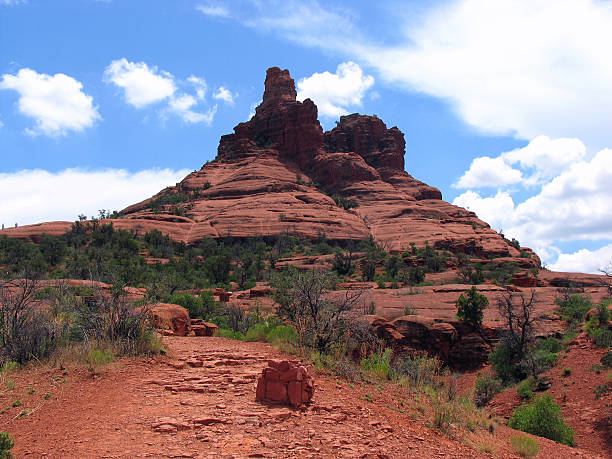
[
  {"left": 0, "top": 168, "right": 190, "bottom": 226},
  {"left": 453, "top": 145, "right": 612, "bottom": 272},
  {"left": 213, "top": 86, "right": 235, "bottom": 104},
  {"left": 297, "top": 62, "right": 374, "bottom": 117},
  {"left": 167, "top": 94, "right": 217, "bottom": 125},
  {"left": 188, "top": 76, "right": 207, "bottom": 100},
  {"left": 455, "top": 156, "right": 522, "bottom": 189},
  {"left": 550, "top": 244, "right": 612, "bottom": 274},
  {"left": 104, "top": 58, "right": 176, "bottom": 108},
  {"left": 452, "top": 190, "right": 515, "bottom": 233},
  {"left": 0, "top": 68, "right": 100, "bottom": 137},
  {"left": 105, "top": 59, "right": 227, "bottom": 125}
]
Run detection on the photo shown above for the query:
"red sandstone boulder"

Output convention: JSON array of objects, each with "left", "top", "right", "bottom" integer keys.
[
  {"left": 149, "top": 303, "right": 191, "bottom": 336},
  {"left": 256, "top": 360, "right": 314, "bottom": 408},
  {"left": 512, "top": 271, "right": 539, "bottom": 287}
]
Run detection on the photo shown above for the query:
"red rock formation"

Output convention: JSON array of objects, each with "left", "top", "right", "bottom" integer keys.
[
  {"left": 149, "top": 303, "right": 191, "bottom": 336},
  {"left": 1, "top": 66, "right": 539, "bottom": 265},
  {"left": 255, "top": 359, "right": 315, "bottom": 407},
  {"left": 363, "top": 314, "right": 498, "bottom": 368}
]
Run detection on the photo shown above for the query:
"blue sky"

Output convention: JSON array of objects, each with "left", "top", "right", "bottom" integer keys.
[{"left": 1, "top": 0, "right": 612, "bottom": 273}]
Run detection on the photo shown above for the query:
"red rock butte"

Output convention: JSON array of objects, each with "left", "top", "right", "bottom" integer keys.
[{"left": 2, "top": 67, "right": 539, "bottom": 265}]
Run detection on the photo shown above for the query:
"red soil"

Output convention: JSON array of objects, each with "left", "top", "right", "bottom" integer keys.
[
  {"left": 489, "top": 336, "right": 612, "bottom": 458},
  {"left": 0, "top": 336, "right": 602, "bottom": 458}
]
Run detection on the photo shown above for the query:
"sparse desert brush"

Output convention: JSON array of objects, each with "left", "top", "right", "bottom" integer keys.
[
  {"left": 510, "top": 434, "right": 539, "bottom": 457},
  {"left": 0, "top": 432, "right": 13, "bottom": 458},
  {"left": 474, "top": 372, "right": 502, "bottom": 407},
  {"left": 86, "top": 347, "right": 114, "bottom": 375}
]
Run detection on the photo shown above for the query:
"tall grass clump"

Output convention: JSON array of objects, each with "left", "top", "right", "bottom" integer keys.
[
  {"left": 510, "top": 434, "right": 539, "bottom": 457},
  {"left": 360, "top": 347, "right": 393, "bottom": 379}
]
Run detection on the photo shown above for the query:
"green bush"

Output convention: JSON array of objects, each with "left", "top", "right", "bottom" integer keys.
[
  {"left": 537, "top": 337, "right": 562, "bottom": 353},
  {"left": 87, "top": 348, "right": 114, "bottom": 374},
  {"left": 265, "top": 325, "right": 297, "bottom": 344},
  {"left": 489, "top": 341, "right": 519, "bottom": 383},
  {"left": 516, "top": 377, "right": 536, "bottom": 400},
  {"left": 455, "top": 286, "right": 488, "bottom": 329},
  {"left": 509, "top": 434, "right": 539, "bottom": 457},
  {"left": 245, "top": 323, "right": 269, "bottom": 342},
  {"left": 474, "top": 372, "right": 502, "bottom": 407},
  {"left": 555, "top": 294, "right": 592, "bottom": 325},
  {"left": 391, "top": 353, "right": 445, "bottom": 388},
  {"left": 592, "top": 327, "right": 612, "bottom": 348},
  {"left": 0, "top": 432, "right": 13, "bottom": 458},
  {"left": 361, "top": 348, "right": 393, "bottom": 379},
  {"left": 217, "top": 328, "right": 245, "bottom": 340},
  {"left": 562, "top": 367, "right": 571, "bottom": 377},
  {"left": 508, "top": 394, "right": 574, "bottom": 446},
  {"left": 602, "top": 351, "right": 612, "bottom": 368},
  {"left": 168, "top": 292, "right": 215, "bottom": 320}
]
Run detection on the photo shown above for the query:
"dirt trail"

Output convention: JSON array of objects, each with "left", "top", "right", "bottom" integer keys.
[{"left": 1, "top": 337, "right": 602, "bottom": 458}]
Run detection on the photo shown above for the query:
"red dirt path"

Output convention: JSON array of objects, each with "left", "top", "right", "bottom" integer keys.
[{"left": 0, "top": 337, "right": 602, "bottom": 458}]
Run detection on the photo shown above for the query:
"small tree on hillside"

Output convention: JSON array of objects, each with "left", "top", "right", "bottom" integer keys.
[
  {"left": 491, "top": 290, "right": 550, "bottom": 382},
  {"left": 456, "top": 286, "right": 488, "bottom": 331}
]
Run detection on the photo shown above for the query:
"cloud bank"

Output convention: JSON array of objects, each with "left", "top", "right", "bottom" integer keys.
[{"left": 0, "top": 168, "right": 190, "bottom": 226}]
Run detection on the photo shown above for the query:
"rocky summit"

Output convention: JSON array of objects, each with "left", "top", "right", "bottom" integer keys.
[{"left": 4, "top": 67, "right": 539, "bottom": 265}]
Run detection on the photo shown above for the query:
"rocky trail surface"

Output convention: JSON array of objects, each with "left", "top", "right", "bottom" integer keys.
[{"left": 1, "top": 337, "right": 602, "bottom": 458}]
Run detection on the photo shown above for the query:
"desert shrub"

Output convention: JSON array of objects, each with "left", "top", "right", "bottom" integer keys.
[
  {"left": 0, "top": 432, "right": 13, "bottom": 458},
  {"left": 392, "top": 353, "right": 445, "bottom": 389},
  {"left": 562, "top": 367, "right": 572, "bottom": 377},
  {"left": 0, "top": 278, "right": 64, "bottom": 364},
  {"left": 555, "top": 293, "right": 592, "bottom": 325},
  {"left": 592, "top": 327, "right": 612, "bottom": 348},
  {"left": 594, "top": 383, "right": 610, "bottom": 399},
  {"left": 455, "top": 286, "right": 488, "bottom": 330},
  {"left": 474, "top": 372, "right": 502, "bottom": 407},
  {"left": 516, "top": 377, "right": 537, "bottom": 400},
  {"left": 244, "top": 323, "right": 269, "bottom": 342},
  {"left": 271, "top": 268, "right": 363, "bottom": 352},
  {"left": 168, "top": 292, "right": 215, "bottom": 320},
  {"left": 508, "top": 394, "right": 574, "bottom": 446},
  {"left": 490, "top": 341, "right": 519, "bottom": 383},
  {"left": 265, "top": 325, "right": 297, "bottom": 344},
  {"left": 602, "top": 351, "right": 612, "bottom": 368},
  {"left": 361, "top": 348, "right": 393, "bottom": 379},
  {"left": 406, "top": 266, "right": 426, "bottom": 286},
  {"left": 404, "top": 304, "right": 417, "bottom": 315},
  {"left": 492, "top": 291, "right": 555, "bottom": 382},
  {"left": 537, "top": 337, "right": 562, "bottom": 353},
  {"left": 217, "top": 328, "right": 245, "bottom": 340},
  {"left": 509, "top": 434, "right": 539, "bottom": 457},
  {"left": 86, "top": 347, "right": 114, "bottom": 375},
  {"left": 69, "top": 288, "right": 159, "bottom": 356}
]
